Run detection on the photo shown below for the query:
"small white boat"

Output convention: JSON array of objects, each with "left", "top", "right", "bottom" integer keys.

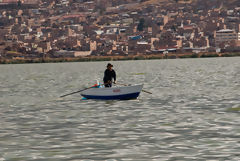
[{"left": 81, "top": 84, "right": 143, "bottom": 100}]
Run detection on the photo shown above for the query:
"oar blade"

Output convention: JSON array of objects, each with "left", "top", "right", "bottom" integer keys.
[
  {"left": 142, "top": 89, "right": 152, "bottom": 94},
  {"left": 60, "top": 90, "right": 82, "bottom": 98},
  {"left": 60, "top": 84, "right": 99, "bottom": 98}
]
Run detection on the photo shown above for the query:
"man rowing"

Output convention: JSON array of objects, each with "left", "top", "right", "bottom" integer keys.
[{"left": 103, "top": 63, "right": 116, "bottom": 87}]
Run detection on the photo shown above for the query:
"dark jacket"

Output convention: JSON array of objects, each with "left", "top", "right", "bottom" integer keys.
[{"left": 103, "top": 69, "right": 116, "bottom": 83}]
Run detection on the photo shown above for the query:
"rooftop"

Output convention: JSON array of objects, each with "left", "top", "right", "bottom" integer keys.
[{"left": 216, "top": 29, "right": 234, "bottom": 33}]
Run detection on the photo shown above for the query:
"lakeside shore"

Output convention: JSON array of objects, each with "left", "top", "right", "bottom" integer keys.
[{"left": 0, "top": 52, "right": 240, "bottom": 64}]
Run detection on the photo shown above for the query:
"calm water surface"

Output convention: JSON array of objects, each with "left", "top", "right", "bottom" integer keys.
[{"left": 0, "top": 57, "right": 239, "bottom": 161}]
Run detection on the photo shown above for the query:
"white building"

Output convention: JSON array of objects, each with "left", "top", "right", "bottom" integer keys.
[
  {"left": 215, "top": 29, "right": 238, "bottom": 46},
  {"left": 54, "top": 50, "right": 92, "bottom": 57}
]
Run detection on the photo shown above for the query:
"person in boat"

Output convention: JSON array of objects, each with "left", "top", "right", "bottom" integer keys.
[{"left": 103, "top": 63, "right": 116, "bottom": 87}]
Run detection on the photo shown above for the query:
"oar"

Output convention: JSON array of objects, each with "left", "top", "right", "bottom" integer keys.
[
  {"left": 142, "top": 89, "right": 152, "bottom": 94},
  {"left": 116, "top": 83, "right": 152, "bottom": 94},
  {"left": 60, "top": 84, "right": 98, "bottom": 98}
]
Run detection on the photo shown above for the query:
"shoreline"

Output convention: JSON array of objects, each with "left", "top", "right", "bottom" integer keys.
[{"left": 0, "top": 52, "right": 240, "bottom": 64}]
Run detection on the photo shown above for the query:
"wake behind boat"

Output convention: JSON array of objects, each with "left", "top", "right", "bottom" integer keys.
[{"left": 81, "top": 84, "right": 143, "bottom": 100}]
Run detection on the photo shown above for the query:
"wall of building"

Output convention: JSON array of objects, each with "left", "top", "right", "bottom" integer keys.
[{"left": 215, "top": 29, "right": 238, "bottom": 46}]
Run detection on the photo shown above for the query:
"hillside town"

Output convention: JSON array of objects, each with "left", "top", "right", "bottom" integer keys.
[{"left": 0, "top": 0, "right": 240, "bottom": 61}]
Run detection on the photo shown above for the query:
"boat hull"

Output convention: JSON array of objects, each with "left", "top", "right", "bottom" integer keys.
[{"left": 81, "top": 85, "right": 143, "bottom": 100}]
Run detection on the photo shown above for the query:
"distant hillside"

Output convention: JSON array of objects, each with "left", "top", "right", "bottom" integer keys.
[
  {"left": 193, "top": 0, "right": 239, "bottom": 9},
  {"left": 137, "top": 0, "right": 239, "bottom": 9},
  {"left": 96, "top": 0, "right": 239, "bottom": 9},
  {"left": 0, "top": 0, "right": 38, "bottom": 4}
]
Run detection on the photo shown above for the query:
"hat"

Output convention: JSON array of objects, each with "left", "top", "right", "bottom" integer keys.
[{"left": 107, "top": 63, "right": 113, "bottom": 67}]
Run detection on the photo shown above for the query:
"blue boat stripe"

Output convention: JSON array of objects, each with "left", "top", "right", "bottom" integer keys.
[{"left": 81, "top": 92, "right": 140, "bottom": 100}]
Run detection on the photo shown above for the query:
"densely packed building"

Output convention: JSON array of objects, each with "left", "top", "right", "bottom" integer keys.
[{"left": 0, "top": 0, "right": 239, "bottom": 59}]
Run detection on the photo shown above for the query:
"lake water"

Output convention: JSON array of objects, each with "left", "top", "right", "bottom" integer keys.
[{"left": 0, "top": 57, "right": 239, "bottom": 161}]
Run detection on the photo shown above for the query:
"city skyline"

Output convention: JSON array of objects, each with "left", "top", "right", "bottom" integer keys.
[{"left": 0, "top": 0, "right": 240, "bottom": 63}]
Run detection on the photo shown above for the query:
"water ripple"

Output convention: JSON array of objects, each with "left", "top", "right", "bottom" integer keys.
[{"left": 0, "top": 58, "right": 240, "bottom": 160}]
